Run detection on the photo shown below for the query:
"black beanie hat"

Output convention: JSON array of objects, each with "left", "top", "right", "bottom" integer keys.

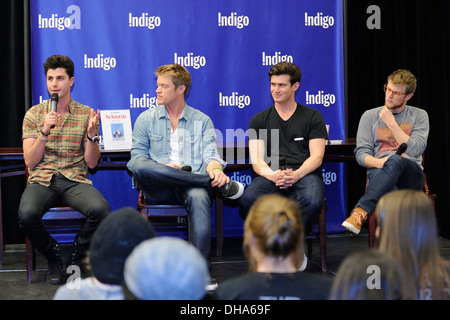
[{"left": 89, "top": 207, "right": 156, "bottom": 285}]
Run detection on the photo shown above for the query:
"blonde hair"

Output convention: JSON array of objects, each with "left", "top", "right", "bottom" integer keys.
[
  {"left": 376, "top": 190, "right": 450, "bottom": 299},
  {"left": 387, "top": 69, "right": 417, "bottom": 94},
  {"left": 243, "top": 194, "right": 304, "bottom": 271},
  {"left": 154, "top": 64, "right": 191, "bottom": 97}
]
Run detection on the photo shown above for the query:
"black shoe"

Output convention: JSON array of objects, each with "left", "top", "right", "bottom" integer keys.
[
  {"left": 42, "top": 240, "right": 64, "bottom": 285},
  {"left": 217, "top": 181, "right": 244, "bottom": 199}
]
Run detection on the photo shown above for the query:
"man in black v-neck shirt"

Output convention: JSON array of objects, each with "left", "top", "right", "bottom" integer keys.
[{"left": 239, "top": 62, "right": 327, "bottom": 233}]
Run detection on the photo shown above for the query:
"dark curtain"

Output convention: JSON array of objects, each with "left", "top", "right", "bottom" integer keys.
[
  {"left": 345, "top": 0, "right": 450, "bottom": 237},
  {"left": 0, "top": 0, "right": 28, "bottom": 243},
  {"left": 1, "top": 0, "right": 27, "bottom": 146},
  {"left": 1, "top": 0, "right": 449, "bottom": 243}
]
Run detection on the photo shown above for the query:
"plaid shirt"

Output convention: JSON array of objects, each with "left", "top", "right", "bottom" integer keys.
[{"left": 22, "top": 98, "right": 98, "bottom": 187}]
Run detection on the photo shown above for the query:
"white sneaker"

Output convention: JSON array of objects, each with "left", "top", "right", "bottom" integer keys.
[
  {"left": 298, "top": 252, "right": 308, "bottom": 272},
  {"left": 206, "top": 278, "right": 218, "bottom": 291},
  {"left": 218, "top": 180, "right": 244, "bottom": 200}
]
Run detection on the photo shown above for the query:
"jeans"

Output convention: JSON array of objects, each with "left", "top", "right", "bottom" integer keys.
[
  {"left": 357, "top": 154, "right": 424, "bottom": 214},
  {"left": 239, "top": 173, "right": 325, "bottom": 234},
  {"left": 131, "top": 157, "right": 213, "bottom": 259},
  {"left": 18, "top": 174, "right": 110, "bottom": 254}
]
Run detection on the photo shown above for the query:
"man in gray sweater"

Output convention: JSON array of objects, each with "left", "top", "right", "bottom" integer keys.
[{"left": 342, "top": 69, "right": 429, "bottom": 234}]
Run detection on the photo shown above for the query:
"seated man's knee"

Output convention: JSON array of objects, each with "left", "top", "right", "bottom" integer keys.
[
  {"left": 186, "top": 188, "right": 211, "bottom": 207},
  {"left": 18, "top": 205, "right": 41, "bottom": 232}
]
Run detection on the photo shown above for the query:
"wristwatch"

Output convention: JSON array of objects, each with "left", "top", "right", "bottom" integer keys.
[{"left": 87, "top": 135, "right": 100, "bottom": 143}]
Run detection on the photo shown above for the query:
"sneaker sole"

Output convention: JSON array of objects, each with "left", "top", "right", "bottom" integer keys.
[
  {"left": 225, "top": 183, "right": 244, "bottom": 200},
  {"left": 206, "top": 283, "right": 218, "bottom": 291},
  {"left": 298, "top": 253, "right": 308, "bottom": 272},
  {"left": 342, "top": 221, "right": 361, "bottom": 234}
]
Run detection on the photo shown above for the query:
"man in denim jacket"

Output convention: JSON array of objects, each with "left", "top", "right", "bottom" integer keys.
[{"left": 127, "top": 64, "right": 243, "bottom": 261}]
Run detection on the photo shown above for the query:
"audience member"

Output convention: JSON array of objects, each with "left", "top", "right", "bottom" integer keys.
[
  {"left": 376, "top": 189, "right": 450, "bottom": 300},
  {"left": 122, "top": 237, "right": 209, "bottom": 300},
  {"left": 53, "top": 207, "right": 155, "bottom": 300},
  {"left": 329, "top": 249, "right": 409, "bottom": 300},
  {"left": 213, "top": 194, "right": 332, "bottom": 300}
]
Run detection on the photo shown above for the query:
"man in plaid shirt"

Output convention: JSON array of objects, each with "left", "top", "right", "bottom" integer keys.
[{"left": 19, "top": 55, "right": 111, "bottom": 285}]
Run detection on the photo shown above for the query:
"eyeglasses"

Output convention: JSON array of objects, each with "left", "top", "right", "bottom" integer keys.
[{"left": 384, "top": 84, "right": 408, "bottom": 97}]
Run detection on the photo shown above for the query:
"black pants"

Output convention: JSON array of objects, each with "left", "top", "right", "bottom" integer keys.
[{"left": 18, "top": 174, "right": 110, "bottom": 254}]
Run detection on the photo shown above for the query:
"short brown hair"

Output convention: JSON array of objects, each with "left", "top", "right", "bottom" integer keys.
[
  {"left": 155, "top": 64, "right": 191, "bottom": 97},
  {"left": 44, "top": 55, "right": 74, "bottom": 78},
  {"left": 388, "top": 69, "right": 417, "bottom": 94},
  {"left": 268, "top": 62, "right": 302, "bottom": 86}
]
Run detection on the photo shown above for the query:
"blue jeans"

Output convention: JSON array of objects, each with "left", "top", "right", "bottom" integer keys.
[
  {"left": 18, "top": 174, "right": 110, "bottom": 254},
  {"left": 357, "top": 154, "right": 424, "bottom": 214},
  {"left": 131, "top": 157, "right": 213, "bottom": 259},
  {"left": 239, "top": 173, "right": 324, "bottom": 234}
]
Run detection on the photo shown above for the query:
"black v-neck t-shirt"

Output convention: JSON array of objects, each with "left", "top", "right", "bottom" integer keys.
[{"left": 248, "top": 103, "right": 327, "bottom": 176}]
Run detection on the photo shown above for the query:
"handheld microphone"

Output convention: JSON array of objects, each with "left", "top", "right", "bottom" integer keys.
[
  {"left": 395, "top": 143, "right": 407, "bottom": 155},
  {"left": 50, "top": 93, "right": 58, "bottom": 128},
  {"left": 181, "top": 166, "right": 192, "bottom": 172},
  {"left": 279, "top": 157, "right": 287, "bottom": 170}
]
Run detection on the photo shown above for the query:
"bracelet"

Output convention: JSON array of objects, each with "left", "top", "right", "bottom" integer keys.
[
  {"left": 37, "top": 134, "right": 48, "bottom": 142},
  {"left": 213, "top": 168, "right": 224, "bottom": 172},
  {"left": 41, "top": 129, "right": 50, "bottom": 136}
]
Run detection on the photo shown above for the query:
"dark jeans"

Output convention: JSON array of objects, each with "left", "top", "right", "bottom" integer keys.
[
  {"left": 239, "top": 173, "right": 325, "bottom": 234},
  {"left": 18, "top": 174, "right": 110, "bottom": 254},
  {"left": 131, "top": 157, "right": 213, "bottom": 259},
  {"left": 357, "top": 154, "right": 424, "bottom": 214}
]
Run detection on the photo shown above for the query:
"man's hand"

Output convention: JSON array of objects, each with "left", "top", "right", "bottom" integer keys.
[
  {"left": 209, "top": 168, "right": 229, "bottom": 188},
  {"left": 379, "top": 105, "right": 396, "bottom": 127},
  {"left": 43, "top": 111, "right": 59, "bottom": 132},
  {"left": 275, "top": 169, "right": 299, "bottom": 189},
  {"left": 87, "top": 109, "right": 100, "bottom": 137}
]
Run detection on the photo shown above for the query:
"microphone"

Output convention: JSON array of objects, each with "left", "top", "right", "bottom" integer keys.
[
  {"left": 279, "top": 156, "right": 287, "bottom": 170},
  {"left": 395, "top": 143, "right": 407, "bottom": 155},
  {"left": 50, "top": 93, "right": 58, "bottom": 128}
]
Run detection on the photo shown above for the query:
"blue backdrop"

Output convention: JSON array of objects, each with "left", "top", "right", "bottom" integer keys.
[{"left": 30, "top": 0, "right": 346, "bottom": 235}]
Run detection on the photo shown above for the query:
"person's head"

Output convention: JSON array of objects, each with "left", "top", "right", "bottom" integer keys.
[
  {"left": 268, "top": 62, "right": 301, "bottom": 105},
  {"left": 154, "top": 64, "right": 191, "bottom": 105},
  {"left": 376, "top": 189, "right": 450, "bottom": 299},
  {"left": 384, "top": 69, "right": 416, "bottom": 110},
  {"left": 243, "top": 194, "right": 304, "bottom": 271},
  {"left": 329, "top": 249, "right": 409, "bottom": 300},
  {"left": 43, "top": 55, "right": 75, "bottom": 100},
  {"left": 88, "top": 207, "right": 156, "bottom": 285},
  {"left": 376, "top": 190, "right": 438, "bottom": 266},
  {"left": 123, "top": 237, "right": 209, "bottom": 300}
]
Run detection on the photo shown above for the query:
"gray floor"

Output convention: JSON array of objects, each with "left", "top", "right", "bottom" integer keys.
[{"left": 1, "top": 230, "right": 450, "bottom": 300}]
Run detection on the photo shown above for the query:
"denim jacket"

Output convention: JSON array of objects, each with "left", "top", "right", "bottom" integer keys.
[{"left": 127, "top": 104, "right": 226, "bottom": 174}]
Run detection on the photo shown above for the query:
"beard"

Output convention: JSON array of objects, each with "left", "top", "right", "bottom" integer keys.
[{"left": 385, "top": 98, "right": 405, "bottom": 110}]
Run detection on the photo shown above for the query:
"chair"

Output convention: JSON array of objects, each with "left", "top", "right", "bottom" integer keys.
[
  {"left": 305, "top": 199, "right": 328, "bottom": 272},
  {"left": 367, "top": 153, "right": 436, "bottom": 248},
  {"left": 135, "top": 179, "right": 224, "bottom": 256},
  {"left": 26, "top": 207, "right": 86, "bottom": 283},
  {"left": 136, "top": 189, "right": 190, "bottom": 238}
]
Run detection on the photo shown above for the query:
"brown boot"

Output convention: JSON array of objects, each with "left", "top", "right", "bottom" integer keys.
[{"left": 342, "top": 207, "right": 368, "bottom": 234}]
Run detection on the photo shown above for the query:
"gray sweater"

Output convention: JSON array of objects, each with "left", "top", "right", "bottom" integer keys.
[{"left": 354, "top": 105, "right": 429, "bottom": 175}]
